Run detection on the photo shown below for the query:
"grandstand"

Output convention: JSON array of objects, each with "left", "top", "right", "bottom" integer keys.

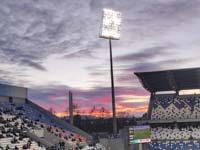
[
  {"left": 0, "top": 84, "right": 105, "bottom": 150},
  {"left": 135, "top": 67, "right": 200, "bottom": 150}
]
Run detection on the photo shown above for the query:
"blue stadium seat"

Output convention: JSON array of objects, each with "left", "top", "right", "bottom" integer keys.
[{"left": 147, "top": 140, "right": 200, "bottom": 150}]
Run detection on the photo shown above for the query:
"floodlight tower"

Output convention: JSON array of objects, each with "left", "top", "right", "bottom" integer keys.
[
  {"left": 100, "top": 8, "right": 122, "bottom": 135},
  {"left": 69, "top": 91, "right": 73, "bottom": 125}
]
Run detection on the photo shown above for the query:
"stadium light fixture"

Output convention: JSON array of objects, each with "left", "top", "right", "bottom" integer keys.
[
  {"left": 100, "top": 8, "right": 122, "bottom": 40},
  {"left": 100, "top": 8, "right": 122, "bottom": 135}
]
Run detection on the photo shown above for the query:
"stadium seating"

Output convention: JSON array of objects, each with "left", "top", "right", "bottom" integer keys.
[
  {"left": 0, "top": 101, "right": 85, "bottom": 149},
  {"left": 16, "top": 103, "right": 87, "bottom": 148},
  {"left": 149, "top": 94, "right": 200, "bottom": 150},
  {"left": 0, "top": 103, "right": 46, "bottom": 150},
  {"left": 151, "top": 95, "right": 200, "bottom": 120},
  {"left": 151, "top": 125, "right": 200, "bottom": 140},
  {"left": 147, "top": 140, "right": 200, "bottom": 150},
  {"left": 0, "top": 101, "right": 106, "bottom": 150}
]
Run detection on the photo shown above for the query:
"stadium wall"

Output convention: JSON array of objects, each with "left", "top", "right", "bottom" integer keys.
[
  {"left": 0, "top": 96, "right": 9, "bottom": 102},
  {"left": 0, "top": 84, "right": 27, "bottom": 103},
  {"left": 0, "top": 84, "right": 27, "bottom": 101},
  {"left": 14, "top": 97, "right": 26, "bottom": 103}
]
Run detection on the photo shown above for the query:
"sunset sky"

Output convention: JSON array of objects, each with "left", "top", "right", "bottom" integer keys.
[{"left": 0, "top": 0, "right": 200, "bottom": 117}]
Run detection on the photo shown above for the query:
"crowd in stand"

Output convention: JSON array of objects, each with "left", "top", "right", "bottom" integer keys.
[
  {"left": 14, "top": 103, "right": 87, "bottom": 147},
  {"left": 33, "top": 121, "right": 84, "bottom": 147},
  {"left": 148, "top": 95, "right": 200, "bottom": 150},
  {"left": 147, "top": 140, "right": 200, "bottom": 150},
  {"left": 151, "top": 95, "right": 200, "bottom": 120},
  {"left": 151, "top": 125, "right": 200, "bottom": 140},
  {"left": 0, "top": 105, "right": 46, "bottom": 150},
  {"left": 0, "top": 101, "right": 105, "bottom": 150}
]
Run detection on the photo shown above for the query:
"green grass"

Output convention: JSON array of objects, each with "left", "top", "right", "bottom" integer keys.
[{"left": 134, "top": 128, "right": 151, "bottom": 139}]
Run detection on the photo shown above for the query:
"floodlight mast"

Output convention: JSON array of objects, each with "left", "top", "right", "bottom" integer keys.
[
  {"left": 109, "top": 38, "right": 117, "bottom": 135},
  {"left": 100, "top": 8, "right": 121, "bottom": 135}
]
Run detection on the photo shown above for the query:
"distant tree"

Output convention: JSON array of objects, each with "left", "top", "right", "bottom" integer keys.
[
  {"left": 99, "top": 107, "right": 105, "bottom": 118},
  {"left": 118, "top": 112, "right": 130, "bottom": 118},
  {"left": 89, "top": 105, "right": 96, "bottom": 117},
  {"left": 99, "top": 107, "right": 110, "bottom": 118},
  {"left": 65, "top": 104, "right": 82, "bottom": 116},
  {"left": 117, "top": 112, "right": 126, "bottom": 118}
]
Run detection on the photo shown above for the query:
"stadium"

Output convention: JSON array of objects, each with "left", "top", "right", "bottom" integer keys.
[
  {"left": 0, "top": 1, "right": 199, "bottom": 150},
  {"left": 134, "top": 67, "right": 200, "bottom": 150},
  {"left": 0, "top": 67, "right": 200, "bottom": 150}
]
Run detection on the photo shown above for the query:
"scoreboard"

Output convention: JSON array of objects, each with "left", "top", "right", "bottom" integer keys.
[{"left": 129, "top": 125, "right": 151, "bottom": 144}]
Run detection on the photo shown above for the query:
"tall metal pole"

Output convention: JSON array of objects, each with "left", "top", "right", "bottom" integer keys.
[
  {"left": 109, "top": 38, "right": 117, "bottom": 135},
  {"left": 69, "top": 91, "right": 73, "bottom": 125}
]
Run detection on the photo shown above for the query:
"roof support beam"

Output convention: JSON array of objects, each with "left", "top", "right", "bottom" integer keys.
[{"left": 167, "top": 71, "right": 178, "bottom": 92}]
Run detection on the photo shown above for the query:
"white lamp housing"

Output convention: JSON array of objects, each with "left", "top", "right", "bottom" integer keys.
[{"left": 100, "top": 8, "right": 122, "bottom": 40}]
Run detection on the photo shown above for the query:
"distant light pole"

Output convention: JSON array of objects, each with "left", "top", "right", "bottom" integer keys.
[
  {"left": 100, "top": 8, "right": 122, "bottom": 135},
  {"left": 69, "top": 91, "right": 73, "bottom": 125}
]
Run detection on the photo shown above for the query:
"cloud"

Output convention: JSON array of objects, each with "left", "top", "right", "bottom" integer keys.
[
  {"left": 32, "top": 85, "right": 149, "bottom": 117},
  {"left": 0, "top": 0, "right": 99, "bottom": 70},
  {"left": 19, "top": 59, "right": 46, "bottom": 71},
  {"left": 28, "top": 82, "right": 149, "bottom": 116},
  {"left": 1, "top": 0, "right": 200, "bottom": 117},
  {"left": 63, "top": 49, "right": 95, "bottom": 60},
  {"left": 124, "top": 57, "right": 193, "bottom": 73},
  {"left": 114, "top": 45, "right": 172, "bottom": 62}
]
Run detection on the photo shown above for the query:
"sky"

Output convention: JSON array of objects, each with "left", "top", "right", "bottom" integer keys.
[{"left": 0, "top": 0, "right": 200, "bottom": 117}]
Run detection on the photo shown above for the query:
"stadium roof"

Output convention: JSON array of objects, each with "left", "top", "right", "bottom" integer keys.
[{"left": 134, "top": 67, "right": 200, "bottom": 93}]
